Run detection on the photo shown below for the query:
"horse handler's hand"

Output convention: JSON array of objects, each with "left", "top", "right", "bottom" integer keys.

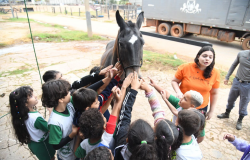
[
  {"left": 224, "top": 79, "right": 229, "bottom": 85},
  {"left": 223, "top": 133, "right": 235, "bottom": 142}
]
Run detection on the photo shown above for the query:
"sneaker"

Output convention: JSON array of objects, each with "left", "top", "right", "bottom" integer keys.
[
  {"left": 236, "top": 121, "right": 242, "bottom": 130},
  {"left": 217, "top": 113, "right": 229, "bottom": 118}
]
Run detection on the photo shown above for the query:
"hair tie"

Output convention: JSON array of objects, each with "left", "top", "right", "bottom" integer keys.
[
  {"left": 178, "top": 128, "right": 179, "bottom": 131},
  {"left": 162, "top": 136, "right": 165, "bottom": 139},
  {"left": 141, "top": 140, "right": 147, "bottom": 144},
  {"left": 16, "top": 106, "right": 18, "bottom": 108}
]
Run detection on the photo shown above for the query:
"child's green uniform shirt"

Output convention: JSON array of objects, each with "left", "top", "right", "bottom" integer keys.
[
  {"left": 25, "top": 111, "right": 55, "bottom": 160},
  {"left": 48, "top": 102, "right": 76, "bottom": 160}
]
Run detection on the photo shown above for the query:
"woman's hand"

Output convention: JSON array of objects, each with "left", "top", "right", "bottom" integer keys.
[{"left": 206, "top": 111, "right": 213, "bottom": 120}]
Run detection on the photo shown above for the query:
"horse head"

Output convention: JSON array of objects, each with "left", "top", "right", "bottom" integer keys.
[{"left": 113, "top": 10, "right": 144, "bottom": 78}]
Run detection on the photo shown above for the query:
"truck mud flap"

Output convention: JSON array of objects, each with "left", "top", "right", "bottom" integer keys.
[{"left": 141, "top": 31, "right": 212, "bottom": 47}]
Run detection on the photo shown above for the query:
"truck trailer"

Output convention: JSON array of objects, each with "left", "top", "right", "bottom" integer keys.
[{"left": 142, "top": 0, "right": 250, "bottom": 50}]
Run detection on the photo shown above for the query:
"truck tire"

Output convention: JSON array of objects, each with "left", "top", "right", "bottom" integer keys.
[
  {"left": 170, "top": 24, "right": 184, "bottom": 38},
  {"left": 242, "top": 36, "right": 250, "bottom": 50},
  {"left": 158, "top": 23, "right": 171, "bottom": 35}
]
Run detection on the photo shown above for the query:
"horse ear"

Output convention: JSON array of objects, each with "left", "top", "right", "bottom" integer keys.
[
  {"left": 116, "top": 10, "right": 126, "bottom": 31},
  {"left": 136, "top": 11, "right": 144, "bottom": 29}
]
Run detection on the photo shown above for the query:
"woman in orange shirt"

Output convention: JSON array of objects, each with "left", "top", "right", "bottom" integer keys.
[{"left": 171, "top": 46, "right": 220, "bottom": 142}]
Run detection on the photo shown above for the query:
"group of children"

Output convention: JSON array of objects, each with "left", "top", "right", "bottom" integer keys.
[{"left": 9, "top": 62, "right": 250, "bottom": 160}]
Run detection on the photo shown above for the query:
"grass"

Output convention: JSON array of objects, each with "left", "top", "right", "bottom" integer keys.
[
  {"left": 143, "top": 50, "right": 185, "bottom": 67},
  {"left": 33, "top": 30, "right": 105, "bottom": 42},
  {"left": 219, "top": 69, "right": 234, "bottom": 84},
  {"left": 0, "top": 68, "right": 32, "bottom": 77},
  {"left": 0, "top": 43, "right": 7, "bottom": 48},
  {"left": 142, "top": 50, "right": 234, "bottom": 85},
  {"left": 8, "top": 18, "right": 35, "bottom": 22}
]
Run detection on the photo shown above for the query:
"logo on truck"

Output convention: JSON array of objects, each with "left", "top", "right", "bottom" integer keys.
[{"left": 180, "top": 0, "right": 201, "bottom": 14}]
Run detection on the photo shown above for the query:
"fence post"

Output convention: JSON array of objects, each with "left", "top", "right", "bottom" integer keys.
[
  {"left": 95, "top": 9, "right": 98, "bottom": 18},
  {"left": 79, "top": 8, "right": 80, "bottom": 16},
  {"left": 123, "top": 9, "right": 125, "bottom": 19},
  {"left": 15, "top": 10, "right": 18, "bottom": 19},
  {"left": 108, "top": 8, "right": 109, "bottom": 19}
]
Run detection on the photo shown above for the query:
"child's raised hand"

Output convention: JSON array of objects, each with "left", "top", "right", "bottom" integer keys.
[
  {"left": 223, "top": 133, "right": 235, "bottom": 142},
  {"left": 122, "top": 73, "right": 133, "bottom": 88},
  {"left": 113, "top": 87, "right": 122, "bottom": 102},
  {"left": 99, "top": 65, "right": 113, "bottom": 76},
  {"left": 161, "top": 90, "right": 167, "bottom": 100},
  {"left": 69, "top": 124, "right": 78, "bottom": 138},
  {"left": 148, "top": 77, "right": 157, "bottom": 87},
  {"left": 140, "top": 78, "right": 151, "bottom": 93},
  {"left": 131, "top": 71, "right": 143, "bottom": 91},
  {"left": 111, "top": 86, "right": 118, "bottom": 99},
  {"left": 108, "top": 67, "right": 118, "bottom": 78}
]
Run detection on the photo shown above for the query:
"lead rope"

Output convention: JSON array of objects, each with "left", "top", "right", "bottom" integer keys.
[{"left": 23, "top": 0, "right": 45, "bottom": 118}]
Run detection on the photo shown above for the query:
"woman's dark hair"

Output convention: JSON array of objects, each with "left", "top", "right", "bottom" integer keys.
[
  {"left": 41, "top": 79, "right": 71, "bottom": 108},
  {"left": 192, "top": 109, "right": 206, "bottom": 138},
  {"left": 9, "top": 86, "right": 33, "bottom": 145},
  {"left": 128, "top": 119, "right": 157, "bottom": 160},
  {"left": 79, "top": 108, "right": 104, "bottom": 139},
  {"left": 84, "top": 146, "right": 112, "bottom": 160},
  {"left": 154, "top": 119, "right": 181, "bottom": 160},
  {"left": 42, "top": 70, "right": 60, "bottom": 82},
  {"left": 72, "top": 88, "right": 97, "bottom": 111},
  {"left": 194, "top": 46, "right": 215, "bottom": 79},
  {"left": 178, "top": 110, "right": 201, "bottom": 136}
]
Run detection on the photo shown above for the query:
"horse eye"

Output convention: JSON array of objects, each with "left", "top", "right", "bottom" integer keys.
[{"left": 119, "top": 42, "right": 125, "bottom": 48}]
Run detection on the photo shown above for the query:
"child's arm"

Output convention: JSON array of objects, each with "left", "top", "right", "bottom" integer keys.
[
  {"left": 98, "top": 73, "right": 121, "bottom": 109},
  {"left": 115, "top": 72, "right": 141, "bottom": 147},
  {"left": 149, "top": 77, "right": 171, "bottom": 99},
  {"left": 224, "top": 133, "right": 250, "bottom": 152},
  {"left": 96, "top": 62, "right": 122, "bottom": 94},
  {"left": 140, "top": 79, "right": 165, "bottom": 125},
  {"left": 73, "top": 135, "right": 82, "bottom": 157},
  {"left": 49, "top": 124, "right": 78, "bottom": 150},
  {"left": 71, "top": 65, "right": 113, "bottom": 90},
  {"left": 34, "top": 117, "right": 49, "bottom": 132},
  {"left": 161, "top": 90, "right": 178, "bottom": 117}
]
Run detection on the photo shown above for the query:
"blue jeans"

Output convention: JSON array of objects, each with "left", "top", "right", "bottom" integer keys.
[
  {"left": 57, "top": 154, "right": 80, "bottom": 160},
  {"left": 199, "top": 105, "right": 208, "bottom": 112},
  {"left": 226, "top": 78, "right": 250, "bottom": 116}
]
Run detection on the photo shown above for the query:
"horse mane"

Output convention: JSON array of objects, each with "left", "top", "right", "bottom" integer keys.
[{"left": 112, "top": 29, "right": 120, "bottom": 65}]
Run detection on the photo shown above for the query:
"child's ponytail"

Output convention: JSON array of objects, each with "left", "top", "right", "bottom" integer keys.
[
  {"left": 154, "top": 119, "right": 179, "bottom": 160},
  {"left": 130, "top": 142, "right": 156, "bottom": 160},
  {"left": 9, "top": 86, "right": 33, "bottom": 145},
  {"left": 127, "top": 119, "right": 157, "bottom": 160},
  {"left": 171, "top": 125, "right": 183, "bottom": 151}
]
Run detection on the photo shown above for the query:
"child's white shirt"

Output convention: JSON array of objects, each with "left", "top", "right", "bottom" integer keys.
[{"left": 175, "top": 135, "right": 202, "bottom": 160}]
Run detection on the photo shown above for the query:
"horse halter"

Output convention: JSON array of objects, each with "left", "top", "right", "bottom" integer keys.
[{"left": 117, "top": 37, "right": 143, "bottom": 77}]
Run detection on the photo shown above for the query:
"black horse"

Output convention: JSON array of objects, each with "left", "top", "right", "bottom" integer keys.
[{"left": 101, "top": 10, "right": 144, "bottom": 79}]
